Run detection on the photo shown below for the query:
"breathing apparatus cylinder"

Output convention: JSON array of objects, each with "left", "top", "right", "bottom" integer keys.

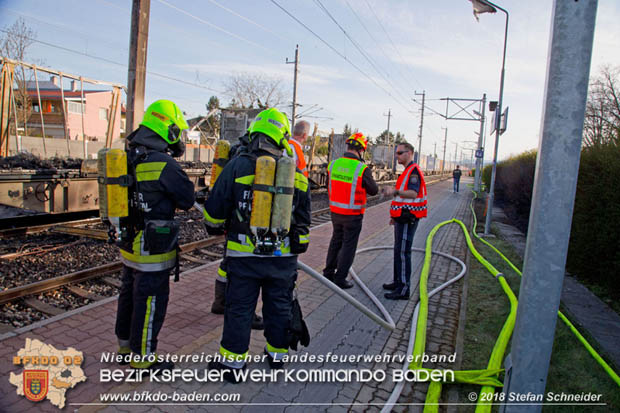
[
  {"left": 97, "top": 148, "right": 129, "bottom": 241},
  {"left": 270, "top": 156, "right": 295, "bottom": 244},
  {"left": 210, "top": 139, "right": 230, "bottom": 187},
  {"left": 250, "top": 155, "right": 276, "bottom": 254}
]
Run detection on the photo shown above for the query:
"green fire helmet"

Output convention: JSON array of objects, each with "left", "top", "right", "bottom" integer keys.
[
  {"left": 141, "top": 100, "right": 189, "bottom": 145},
  {"left": 248, "top": 108, "right": 291, "bottom": 147}
]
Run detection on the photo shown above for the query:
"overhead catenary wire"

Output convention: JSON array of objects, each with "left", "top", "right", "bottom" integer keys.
[
  {"left": 269, "top": 0, "right": 413, "bottom": 115},
  {"left": 205, "top": 0, "right": 291, "bottom": 44},
  {"left": 0, "top": 29, "right": 227, "bottom": 96},
  {"left": 344, "top": 0, "right": 417, "bottom": 98},
  {"left": 311, "top": 0, "right": 414, "bottom": 111},
  {"left": 155, "top": 0, "right": 277, "bottom": 56},
  {"left": 362, "top": 0, "right": 423, "bottom": 90}
]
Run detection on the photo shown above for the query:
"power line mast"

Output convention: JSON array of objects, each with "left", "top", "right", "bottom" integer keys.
[
  {"left": 414, "top": 90, "right": 425, "bottom": 163},
  {"left": 126, "top": 0, "right": 150, "bottom": 133},
  {"left": 286, "top": 44, "right": 299, "bottom": 132},
  {"left": 441, "top": 127, "right": 448, "bottom": 174},
  {"left": 383, "top": 108, "right": 392, "bottom": 168}
]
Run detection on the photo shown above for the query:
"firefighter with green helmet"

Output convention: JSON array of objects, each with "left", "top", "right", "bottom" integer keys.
[
  {"left": 203, "top": 108, "right": 311, "bottom": 382},
  {"left": 114, "top": 99, "right": 195, "bottom": 372}
]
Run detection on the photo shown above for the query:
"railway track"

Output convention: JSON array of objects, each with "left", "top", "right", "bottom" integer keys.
[{"left": 0, "top": 176, "right": 447, "bottom": 330}]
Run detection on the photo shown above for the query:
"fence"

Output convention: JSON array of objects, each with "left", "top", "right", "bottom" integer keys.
[{"left": 1, "top": 57, "right": 125, "bottom": 158}]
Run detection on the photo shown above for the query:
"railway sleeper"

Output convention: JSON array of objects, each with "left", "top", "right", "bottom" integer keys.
[
  {"left": 66, "top": 285, "right": 105, "bottom": 301},
  {"left": 23, "top": 298, "right": 64, "bottom": 316}
]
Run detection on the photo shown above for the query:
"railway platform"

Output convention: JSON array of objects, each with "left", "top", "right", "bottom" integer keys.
[{"left": 1, "top": 177, "right": 473, "bottom": 412}]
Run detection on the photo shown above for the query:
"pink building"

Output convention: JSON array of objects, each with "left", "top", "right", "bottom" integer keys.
[{"left": 25, "top": 76, "right": 123, "bottom": 142}]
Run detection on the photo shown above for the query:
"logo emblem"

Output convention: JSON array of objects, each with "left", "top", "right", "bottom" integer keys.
[{"left": 23, "top": 370, "right": 48, "bottom": 402}]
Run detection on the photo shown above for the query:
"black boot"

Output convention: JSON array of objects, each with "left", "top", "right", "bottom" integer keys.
[
  {"left": 334, "top": 278, "right": 354, "bottom": 289},
  {"left": 211, "top": 279, "right": 226, "bottom": 314},
  {"left": 382, "top": 282, "right": 399, "bottom": 291},
  {"left": 251, "top": 313, "right": 264, "bottom": 330},
  {"left": 385, "top": 289, "right": 410, "bottom": 300}
]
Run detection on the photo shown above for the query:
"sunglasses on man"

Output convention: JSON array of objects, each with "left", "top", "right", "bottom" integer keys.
[{"left": 396, "top": 150, "right": 410, "bottom": 155}]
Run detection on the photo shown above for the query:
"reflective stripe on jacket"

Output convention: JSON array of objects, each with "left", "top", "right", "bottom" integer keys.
[
  {"left": 289, "top": 139, "right": 308, "bottom": 178},
  {"left": 120, "top": 160, "right": 180, "bottom": 271},
  {"left": 390, "top": 163, "right": 428, "bottom": 219},
  {"left": 120, "top": 230, "right": 177, "bottom": 271},
  {"left": 328, "top": 157, "right": 367, "bottom": 215}
]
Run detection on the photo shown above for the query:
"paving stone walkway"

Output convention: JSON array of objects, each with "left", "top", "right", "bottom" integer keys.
[{"left": 0, "top": 178, "right": 474, "bottom": 412}]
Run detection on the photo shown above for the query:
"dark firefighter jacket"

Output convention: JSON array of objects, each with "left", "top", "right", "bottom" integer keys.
[
  {"left": 203, "top": 135, "right": 311, "bottom": 257},
  {"left": 119, "top": 126, "right": 195, "bottom": 271}
]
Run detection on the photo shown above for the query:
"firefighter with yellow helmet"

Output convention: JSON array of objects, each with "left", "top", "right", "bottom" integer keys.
[
  {"left": 113, "top": 100, "right": 195, "bottom": 372},
  {"left": 203, "top": 108, "right": 311, "bottom": 382},
  {"left": 323, "top": 132, "right": 378, "bottom": 289}
]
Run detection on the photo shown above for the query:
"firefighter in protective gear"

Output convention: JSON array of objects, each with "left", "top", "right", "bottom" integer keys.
[
  {"left": 382, "top": 142, "right": 427, "bottom": 299},
  {"left": 114, "top": 100, "right": 195, "bottom": 372},
  {"left": 289, "top": 120, "right": 310, "bottom": 178},
  {"left": 323, "top": 132, "right": 378, "bottom": 289},
  {"left": 210, "top": 132, "right": 264, "bottom": 330},
  {"left": 203, "top": 108, "right": 311, "bottom": 382}
]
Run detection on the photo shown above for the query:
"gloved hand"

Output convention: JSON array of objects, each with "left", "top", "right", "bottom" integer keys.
[{"left": 288, "top": 298, "right": 310, "bottom": 351}]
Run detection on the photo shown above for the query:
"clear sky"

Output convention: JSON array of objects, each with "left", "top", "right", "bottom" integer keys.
[{"left": 1, "top": 0, "right": 618, "bottom": 162}]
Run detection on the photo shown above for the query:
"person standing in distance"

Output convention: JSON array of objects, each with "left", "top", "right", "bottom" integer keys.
[
  {"left": 115, "top": 100, "right": 195, "bottom": 372},
  {"left": 323, "top": 133, "right": 378, "bottom": 289},
  {"left": 382, "top": 142, "right": 427, "bottom": 300},
  {"left": 452, "top": 165, "right": 462, "bottom": 193},
  {"left": 289, "top": 120, "right": 310, "bottom": 178}
]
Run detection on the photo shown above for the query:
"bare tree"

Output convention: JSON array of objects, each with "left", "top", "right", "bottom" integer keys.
[
  {"left": 584, "top": 66, "right": 620, "bottom": 147},
  {"left": 1, "top": 18, "right": 36, "bottom": 134},
  {"left": 223, "top": 72, "right": 287, "bottom": 109}
]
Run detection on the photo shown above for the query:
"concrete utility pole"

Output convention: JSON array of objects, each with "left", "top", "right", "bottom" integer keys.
[
  {"left": 383, "top": 108, "right": 392, "bottom": 168},
  {"left": 286, "top": 44, "right": 299, "bottom": 132},
  {"left": 126, "top": 0, "right": 150, "bottom": 133},
  {"left": 503, "top": 1, "right": 598, "bottom": 411},
  {"left": 474, "top": 93, "right": 486, "bottom": 192},
  {"left": 454, "top": 142, "right": 458, "bottom": 163},
  {"left": 441, "top": 127, "right": 448, "bottom": 174},
  {"left": 414, "top": 90, "right": 425, "bottom": 163}
]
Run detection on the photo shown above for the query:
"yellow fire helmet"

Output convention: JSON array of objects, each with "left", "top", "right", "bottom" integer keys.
[
  {"left": 346, "top": 132, "right": 368, "bottom": 151},
  {"left": 141, "top": 100, "right": 189, "bottom": 145},
  {"left": 249, "top": 108, "right": 291, "bottom": 147}
]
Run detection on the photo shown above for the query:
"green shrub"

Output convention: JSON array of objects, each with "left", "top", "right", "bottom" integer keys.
[
  {"left": 481, "top": 151, "right": 537, "bottom": 232},
  {"left": 567, "top": 143, "right": 620, "bottom": 299},
  {"left": 483, "top": 144, "right": 620, "bottom": 303}
]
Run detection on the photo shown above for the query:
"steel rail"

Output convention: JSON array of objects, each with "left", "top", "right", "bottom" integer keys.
[{"left": 0, "top": 236, "right": 224, "bottom": 305}]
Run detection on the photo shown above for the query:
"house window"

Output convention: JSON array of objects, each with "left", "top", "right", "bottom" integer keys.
[
  {"left": 32, "top": 103, "right": 40, "bottom": 112},
  {"left": 99, "top": 108, "right": 108, "bottom": 120},
  {"left": 67, "top": 101, "right": 84, "bottom": 114}
]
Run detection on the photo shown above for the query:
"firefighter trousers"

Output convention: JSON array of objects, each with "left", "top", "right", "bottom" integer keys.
[
  {"left": 324, "top": 213, "right": 364, "bottom": 282},
  {"left": 221, "top": 256, "right": 297, "bottom": 358},
  {"left": 115, "top": 265, "right": 170, "bottom": 356}
]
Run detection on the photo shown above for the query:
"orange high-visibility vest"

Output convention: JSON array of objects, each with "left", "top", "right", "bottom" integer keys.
[
  {"left": 328, "top": 157, "right": 367, "bottom": 215},
  {"left": 390, "top": 162, "right": 427, "bottom": 219},
  {"left": 289, "top": 139, "right": 308, "bottom": 178}
]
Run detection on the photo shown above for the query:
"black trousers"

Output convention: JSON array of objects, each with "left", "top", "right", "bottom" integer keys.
[
  {"left": 221, "top": 256, "right": 297, "bottom": 358},
  {"left": 393, "top": 219, "right": 419, "bottom": 294},
  {"left": 324, "top": 213, "right": 364, "bottom": 282},
  {"left": 115, "top": 265, "right": 170, "bottom": 355}
]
